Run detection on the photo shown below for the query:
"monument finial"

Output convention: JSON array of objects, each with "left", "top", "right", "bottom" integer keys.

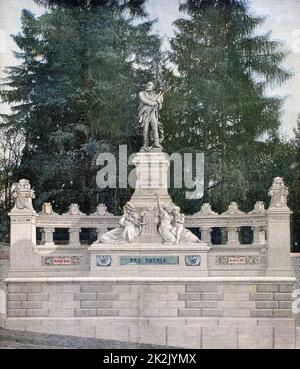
[
  {"left": 268, "top": 177, "right": 289, "bottom": 209},
  {"left": 11, "top": 179, "right": 35, "bottom": 211}
]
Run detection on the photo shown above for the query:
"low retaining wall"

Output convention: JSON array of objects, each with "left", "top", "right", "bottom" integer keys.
[
  {"left": 2, "top": 254, "right": 300, "bottom": 347},
  {"left": 4, "top": 277, "right": 297, "bottom": 348}
]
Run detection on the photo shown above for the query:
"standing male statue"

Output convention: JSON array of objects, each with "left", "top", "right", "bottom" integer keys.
[{"left": 137, "top": 81, "right": 164, "bottom": 151}]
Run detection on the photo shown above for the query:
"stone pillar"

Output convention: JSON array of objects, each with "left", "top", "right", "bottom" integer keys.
[
  {"left": 130, "top": 152, "right": 172, "bottom": 210},
  {"left": 200, "top": 227, "right": 212, "bottom": 245},
  {"left": 8, "top": 179, "right": 37, "bottom": 272},
  {"left": 68, "top": 228, "right": 81, "bottom": 246},
  {"left": 266, "top": 177, "right": 292, "bottom": 277},
  {"left": 44, "top": 228, "right": 55, "bottom": 247},
  {"left": 260, "top": 226, "right": 267, "bottom": 245},
  {"left": 227, "top": 226, "right": 239, "bottom": 247},
  {"left": 252, "top": 226, "right": 266, "bottom": 246},
  {"left": 40, "top": 229, "right": 45, "bottom": 244}
]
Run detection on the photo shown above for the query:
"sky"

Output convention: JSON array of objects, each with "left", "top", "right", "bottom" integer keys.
[{"left": 0, "top": 0, "right": 300, "bottom": 137}]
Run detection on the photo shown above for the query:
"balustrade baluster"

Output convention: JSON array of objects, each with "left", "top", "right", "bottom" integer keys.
[
  {"left": 199, "top": 227, "right": 212, "bottom": 245},
  {"left": 44, "top": 228, "right": 55, "bottom": 247},
  {"left": 227, "top": 226, "right": 240, "bottom": 246},
  {"left": 68, "top": 228, "right": 81, "bottom": 246}
]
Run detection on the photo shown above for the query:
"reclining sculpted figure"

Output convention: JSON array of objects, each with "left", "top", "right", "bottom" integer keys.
[{"left": 99, "top": 202, "right": 147, "bottom": 244}]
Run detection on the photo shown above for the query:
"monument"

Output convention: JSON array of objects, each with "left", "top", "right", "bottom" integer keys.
[
  {"left": 137, "top": 81, "right": 164, "bottom": 151},
  {"left": 3, "top": 84, "right": 298, "bottom": 349},
  {"left": 130, "top": 82, "right": 172, "bottom": 211}
]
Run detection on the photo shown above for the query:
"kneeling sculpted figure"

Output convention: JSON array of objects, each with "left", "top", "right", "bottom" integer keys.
[
  {"left": 154, "top": 193, "right": 200, "bottom": 244},
  {"left": 99, "top": 202, "right": 147, "bottom": 244}
]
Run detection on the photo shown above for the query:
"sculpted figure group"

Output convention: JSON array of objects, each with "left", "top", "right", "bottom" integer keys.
[
  {"left": 154, "top": 192, "right": 201, "bottom": 244},
  {"left": 97, "top": 194, "right": 200, "bottom": 245}
]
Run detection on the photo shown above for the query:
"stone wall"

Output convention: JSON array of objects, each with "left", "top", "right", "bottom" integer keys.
[
  {"left": 2, "top": 255, "right": 300, "bottom": 347},
  {"left": 291, "top": 255, "right": 300, "bottom": 327},
  {"left": 4, "top": 279, "right": 296, "bottom": 348},
  {"left": 6, "top": 280, "right": 294, "bottom": 320}
]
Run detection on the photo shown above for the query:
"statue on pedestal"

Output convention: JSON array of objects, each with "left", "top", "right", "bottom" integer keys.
[
  {"left": 137, "top": 81, "right": 164, "bottom": 152},
  {"left": 268, "top": 177, "right": 289, "bottom": 208},
  {"left": 99, "top": 202, "right": 147, "bottom": 244},
  {"left": 12, "top": 179, "right": 35, "bottom": 211}
]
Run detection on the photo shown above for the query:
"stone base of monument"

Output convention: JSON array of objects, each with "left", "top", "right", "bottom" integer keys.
[
  {"left": 130, "top": 152, "right": 172, "bottom": 209},
  {"left": 88, "top": 243, "right": 210, "bottom": 277},
  {"left": 5, "top": 177, "right": 298, "bottom": 348},
  {"left": 4, "top": 276, "right": 297, "bottom": 348}
]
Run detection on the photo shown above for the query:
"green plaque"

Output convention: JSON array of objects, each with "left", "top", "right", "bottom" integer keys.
[{"left": 120, "top": 256, "right": 179, "bottom": 265}]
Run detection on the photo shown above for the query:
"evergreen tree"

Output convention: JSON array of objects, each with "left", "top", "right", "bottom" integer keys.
[
  {"left": 163, "top": 0, "right": 290, "bottom": 213},
  {"left": 34, "top": 0, "right": 146, "bottom": 16},
  {"left": 0, "top": 129, "right": 24, "bottom": 242},
  {"left": 1, "top": 2, "right": 161, "bottom": 214}
]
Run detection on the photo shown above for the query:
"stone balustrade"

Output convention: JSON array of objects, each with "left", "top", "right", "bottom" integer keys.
[
  {"left": 35, "top": 203, "right": 119, "bottom": 246},
  {"left": 35, "top": 200, "right": 267, "bottom": 248},
  {"left": 185, "top": 201, "right": 268, "bottom": 247},
  {"left": 7, "top": 177, "right": 292, "bottom": 277}
]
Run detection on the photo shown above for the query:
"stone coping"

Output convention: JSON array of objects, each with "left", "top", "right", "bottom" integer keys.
[
  {"left": 5, "top": 276, "right": 296, "bottom": 283},
  {"left": 88, "top": 243, "right": 210, "bottom": 251}
]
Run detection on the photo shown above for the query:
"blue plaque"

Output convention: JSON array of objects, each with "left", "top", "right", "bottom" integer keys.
[
  {"left": 96, "top": 255, "right": 112, "bottom": 267},
  {"left": 185, "top": 255, "right": 201, "bottom": 266},
  {"left": 120, "top": 256, "right": 179, "bottom": 265}
]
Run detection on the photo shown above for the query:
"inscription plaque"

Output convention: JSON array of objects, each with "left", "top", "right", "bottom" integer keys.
[
  {"left": 41, "top": 256, "right": 83, "bottom": 266},
  {"left": 120, "top": 256, "right": 179, "bottom": 265},
  {"left": 216, "top": 255, "right": 259, "bottom": 265}
]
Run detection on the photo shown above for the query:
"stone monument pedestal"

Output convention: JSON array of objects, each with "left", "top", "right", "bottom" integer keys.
[
  {"left": 4, "top": 175, "right": 298, "bottom": 347},
  {"left": 88, "top": 243, "right": 210, "bottom": 277},
  {"left": 130, "top": 152, "right": 172, "bottom": 210}
]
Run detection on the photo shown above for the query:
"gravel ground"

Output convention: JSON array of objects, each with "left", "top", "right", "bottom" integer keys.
[{"left": 0, "top": 328, "right": 174, "bottom": 349}]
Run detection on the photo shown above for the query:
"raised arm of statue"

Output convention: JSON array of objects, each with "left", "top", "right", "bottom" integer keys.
[
  {"left": 156, "top": 91, "right": 164, "bottom": 110},
  {"left": 154, "top": 192, "right": 163, "bottom": 214}
]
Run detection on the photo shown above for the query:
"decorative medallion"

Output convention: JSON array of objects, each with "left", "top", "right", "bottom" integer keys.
[
  {"left": 185, "top": 255, "right": 201, "bottom": 266},
  {"left": 96, "top": 255, "right": 112, "bottom": 267}
]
